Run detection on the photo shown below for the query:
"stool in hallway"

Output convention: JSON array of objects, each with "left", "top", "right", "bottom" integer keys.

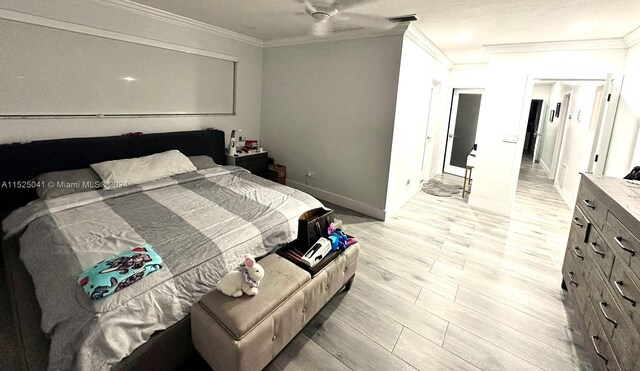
[{"left": 463, "top": 165, "right": 473, "bottom": 198}]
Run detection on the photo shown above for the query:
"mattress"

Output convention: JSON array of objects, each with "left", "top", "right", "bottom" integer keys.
[{"left": 2, "top": 166, "right": 322, "bottom": 370}]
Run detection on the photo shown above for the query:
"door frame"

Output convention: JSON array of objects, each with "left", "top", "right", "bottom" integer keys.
[
  {"left": 550, "top": 91, "right": 573, "bottom": 181},
  {"left": 442, "top": 88, "right": 484, "bottom": 177},
  {"left": 587, "top": 74, "right": 624, "bottom": 175},
  {"left": 420, "top": 80, "right": 440, "bottom": 182}
]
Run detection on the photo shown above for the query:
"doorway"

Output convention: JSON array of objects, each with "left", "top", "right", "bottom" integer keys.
[
  {"left": 443, "top": 89, "right": 483, "bottom": 177},
  {"left": 523, "top": 99, "right": 543, "bottom": 161}
]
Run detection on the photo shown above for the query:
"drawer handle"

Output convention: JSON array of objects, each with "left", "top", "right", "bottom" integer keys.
[
  {"left": 590, "top": 242, "right": 605, "bottom": 257},
  {"left": 614, "top": 236, "right": 635, "bottom": 256},
  {"left": 590, "top": 335, "right": 608, "bottom": 364},
  {"left": 614, "top": 280, "right": 636, "bottom": 306},
  {"left": 573, "top": 217, "right": 584, "bottom": 228},
  {"left": 569, "top": 271, "right": 578, "bottom": 286},
  {"left": 573, "top": 246, "right": 584, "bottom": 260},
  {"left": 598, "top": 301, "right": 618, "bottom": 327},
  {"left": 583, "top": 199, "right": 596, "bottom": 209}
]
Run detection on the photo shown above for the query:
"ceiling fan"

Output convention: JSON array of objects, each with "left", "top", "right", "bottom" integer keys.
[{"left": 297, "top": 0, "right": 395, "bottom": 36}]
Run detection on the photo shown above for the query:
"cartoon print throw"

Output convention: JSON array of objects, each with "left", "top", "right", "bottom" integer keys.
[{"left": 77, "top": 245, "right": 163, "bottom": 300}]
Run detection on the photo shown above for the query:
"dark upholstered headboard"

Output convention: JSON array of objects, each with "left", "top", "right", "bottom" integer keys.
[{"left": 0, "top": 129, "right": 226, "bottom": 212}]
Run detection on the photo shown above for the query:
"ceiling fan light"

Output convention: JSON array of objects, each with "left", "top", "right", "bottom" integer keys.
[{"left": 311, "top": 11, "right": 331, "bottom": 21}]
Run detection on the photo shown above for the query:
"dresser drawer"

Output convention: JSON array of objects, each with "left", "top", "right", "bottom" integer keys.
[
  {"left": 571, "top": 205, "right": 591, "bottom": 242},
  {"left": 603, "top": 212, "right": 640, "bottom": 278},
  {"left": 585, "top": 300, "right": 622, "bottom": 371},
  {"left": 586, "top": 227, "right": 616, "bottom": 280},
  {"left": 578, "top": 182, "right": 607, "bottom": 231},
  {"left": 609, "top": 259, "right": 640, "bottom": 334},
  {"left": 609, "top": 306, "right": 640, "bottom": 371},
  {"left": 591, "top": 268, "right": 624, "bottom": 339},
  {"left": 563, "top": 235, "right": 590, "bottom": 313}
]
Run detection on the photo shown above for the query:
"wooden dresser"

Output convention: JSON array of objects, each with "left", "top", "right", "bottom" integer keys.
[{"left": 562, "top": 174, "right": 640, "bottom": 371}]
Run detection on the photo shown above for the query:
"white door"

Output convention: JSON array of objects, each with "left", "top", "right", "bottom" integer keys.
[
  {"left": 444, "top": 89, "right": 483, "bottom": 177},
  {"left": 532, "top": 102, "right": 549, "bottom": 163},
  {"left": 421, "top": 81, "right": 440, "bottom": 181},
  {"left": 587, "top": 74, "right": 623, "bottom": 175}
]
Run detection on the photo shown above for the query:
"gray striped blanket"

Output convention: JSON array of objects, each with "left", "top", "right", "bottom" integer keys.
[{"left": 2, "top": 166, "right": 322, "bottom": 370}]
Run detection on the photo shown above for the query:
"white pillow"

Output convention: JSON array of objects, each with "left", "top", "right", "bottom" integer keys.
[{"left": 91, "top": 150, "right": 197, "bottom": 190}]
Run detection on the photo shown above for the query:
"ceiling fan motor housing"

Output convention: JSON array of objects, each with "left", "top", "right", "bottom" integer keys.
[{"left": 306, "top": 1, "right": 339, "bottom": 21}]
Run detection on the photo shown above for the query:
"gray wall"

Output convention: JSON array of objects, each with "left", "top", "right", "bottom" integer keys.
[{"left": 260, "top": 36, "right": 404, "bottom": 217}]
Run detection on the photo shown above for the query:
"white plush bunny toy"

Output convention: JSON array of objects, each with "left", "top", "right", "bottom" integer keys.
[{"left": 217, "top": 255, "right": 265, "bottom": 297}]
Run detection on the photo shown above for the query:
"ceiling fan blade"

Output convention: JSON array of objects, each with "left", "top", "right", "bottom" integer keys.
[
  {"left": 336, "top": 0, "right": 381, "bottom": 12},
  {"left": 335, "top": 11, "right": 395, "bottom": 30}
]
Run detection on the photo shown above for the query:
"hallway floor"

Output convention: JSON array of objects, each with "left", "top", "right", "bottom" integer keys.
[{"left": 268, "top": 158, "right": 592, "bottom": 370}]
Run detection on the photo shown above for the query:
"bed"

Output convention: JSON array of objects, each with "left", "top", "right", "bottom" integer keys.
[{"left": 0, "top": 130, "right": 322, "bottom": 370}]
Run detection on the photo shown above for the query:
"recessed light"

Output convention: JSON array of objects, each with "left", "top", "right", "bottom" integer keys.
[
  {"left": 121, "top": 76, "right": 137, "bottom": 82},
  {"left": 457, "top": 31, "right": 473, "bottom": 44}
]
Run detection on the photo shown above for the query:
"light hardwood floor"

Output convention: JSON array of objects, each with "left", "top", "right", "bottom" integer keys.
[{"left": 267, "top": 158, "right": 592, "bottom": 371}]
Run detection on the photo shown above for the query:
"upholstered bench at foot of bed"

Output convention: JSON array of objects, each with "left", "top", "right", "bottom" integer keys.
[{"left": 191, "top": 243, "right": 359, "bottom": 371}]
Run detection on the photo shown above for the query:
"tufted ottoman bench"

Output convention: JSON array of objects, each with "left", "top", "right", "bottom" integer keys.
[{"left": 191, "top": 243, "right": 359, "bottom": 371}]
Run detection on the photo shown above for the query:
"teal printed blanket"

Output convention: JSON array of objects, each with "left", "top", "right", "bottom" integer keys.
[{"left": 78, "top": 245, "right": 163, "bottom": 300}]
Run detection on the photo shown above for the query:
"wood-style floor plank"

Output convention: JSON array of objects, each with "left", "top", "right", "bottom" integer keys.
[
  {"left": 393, "top": 327, "right": 480, "bottom": 371},
  {"left": 302, "top": 307, "right": 416, "bottom": 371},
  {"left": 265, "top": 333, "right": 351, "bottom": 371},
  {"left": 443, "top": 324, "right": 541, "bottom": 371}
]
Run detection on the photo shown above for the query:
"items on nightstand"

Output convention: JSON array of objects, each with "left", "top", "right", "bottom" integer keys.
[
  {"left": 216, "top": 256, "right": 265, "bottom": 297},
  {"left": 241, "top": 139, "right": 258, "bottom": 152},
  {"left": 227, "top": 129, "right": 242, "bottom": 155}
]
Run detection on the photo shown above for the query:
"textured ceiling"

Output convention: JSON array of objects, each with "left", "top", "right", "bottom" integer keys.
[{"left": 132, "top": 0, "right": 640, "bottom": 63}]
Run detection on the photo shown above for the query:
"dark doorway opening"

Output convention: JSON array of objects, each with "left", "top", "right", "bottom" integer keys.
[{"left": 523, "top": 99, "right": 543, "bottom": 158}]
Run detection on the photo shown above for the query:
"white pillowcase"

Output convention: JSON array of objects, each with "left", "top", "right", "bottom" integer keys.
[{"left": 91, "top": 150, "right": 197, "bottom": 190}]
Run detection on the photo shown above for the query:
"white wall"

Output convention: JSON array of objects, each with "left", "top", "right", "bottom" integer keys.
[
  {"left": 384, "top": 34, "right": 451, "bottom": 216},
  {"left": 260, "top": 35, "right": 404, "bottom": 219},
  {"left": 606, "top": 43, "right": 640, "bottom": 177},
  {"left": 0, "top": 0, "right": 263, "bottom": 145},
  {"left": 532, "top": 84, "right": 551, "bottom": 100},
  {"left": 468, "top": 48, "right": 627, "bottom": 214}
]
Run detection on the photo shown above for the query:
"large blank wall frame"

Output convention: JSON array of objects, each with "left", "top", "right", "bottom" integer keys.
[{"left": 0, "top": 18, "right": 237, "bottom": 117}]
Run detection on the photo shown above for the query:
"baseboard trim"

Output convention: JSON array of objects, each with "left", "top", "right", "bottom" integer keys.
[
  {"left": 554, "top": 184, "right": 573, "bottom": 208},
  {"left": 468, "top": 196, "right": 510, "bottom": 216},
  {"left": 539, "top": 159, "right": 551, "bottom": 177},
  {"left": 384, "top": 186, "right": 420, "bottom": 220},
  {"left": 287, "top": 180, "right": 386, "bottom": 220}
]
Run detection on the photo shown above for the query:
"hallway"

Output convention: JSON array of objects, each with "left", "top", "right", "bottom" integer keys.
[{"left": 269, "top": 158, "right": 591, "bottom": 370}]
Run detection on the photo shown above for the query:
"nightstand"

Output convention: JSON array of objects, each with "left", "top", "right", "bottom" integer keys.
[{"left": 226, "top": 151, "right": 268, "bottom": 178}]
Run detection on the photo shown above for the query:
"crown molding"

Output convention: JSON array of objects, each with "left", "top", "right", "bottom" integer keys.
[
  {"left": 0, "top": 8, "right": 238, "bottom": 61},
  {"left": 484, "top": 38, "right": 628, "bottom": 54},
  {"left": 89, "top": 0, "right": 263, "bottom": 47},
  {"left": 624, "top": 26, "right": 640, "bottom": 48},
  {"left": 450, "top": 63, "right": 488, "bottom": 71},
  {"left": 404, "top": 25, "right": 453, "bottom": 69},
  {"left": 263, "top": 24, "right": 408, "bottom": 48}
]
